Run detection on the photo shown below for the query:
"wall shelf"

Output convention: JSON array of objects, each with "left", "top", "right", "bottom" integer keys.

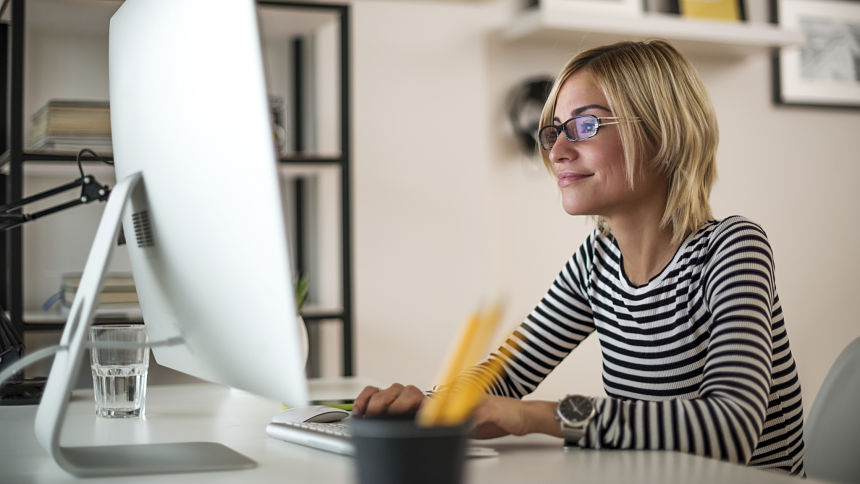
[{"left": 502, "top": 8, "right": 803, "bottom": 57}]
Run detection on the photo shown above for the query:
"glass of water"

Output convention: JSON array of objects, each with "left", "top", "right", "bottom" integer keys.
[{"left": 89, "top": 324, "right": 149, "bottom": 418}]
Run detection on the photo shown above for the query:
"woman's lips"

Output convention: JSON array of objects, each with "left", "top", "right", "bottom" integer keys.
[{"left": 557, "top": 172, "right": 593, "bottom": 188}]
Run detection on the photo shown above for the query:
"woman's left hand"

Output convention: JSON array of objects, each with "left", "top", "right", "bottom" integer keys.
[{"left": 469, "top": 396, "right": 561, "bottom": 440}]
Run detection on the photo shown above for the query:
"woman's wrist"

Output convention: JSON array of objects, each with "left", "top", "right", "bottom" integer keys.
[{"left": 523, "top": 400, "right": 563, "bottom": 437}]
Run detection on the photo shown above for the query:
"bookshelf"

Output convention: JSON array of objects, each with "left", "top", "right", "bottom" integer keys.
[
  {"left": 0, "top": 0, "right": 354, "bottom": 378},
  {"left": 503, "top": 6, "right": 803, "bottom": 57}
]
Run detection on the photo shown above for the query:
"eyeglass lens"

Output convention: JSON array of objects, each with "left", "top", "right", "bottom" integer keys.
[{"left": 539, "top": 115, "right": 599, "bottom": 150}]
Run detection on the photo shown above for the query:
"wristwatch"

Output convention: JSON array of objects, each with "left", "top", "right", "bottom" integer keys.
[{"left": 556, "top": 394, "right": 595, "bottom": 446}]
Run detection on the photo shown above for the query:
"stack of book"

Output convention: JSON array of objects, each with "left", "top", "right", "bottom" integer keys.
[
  {"left": 27, "top": 100, "right": 112, "bottom": 153},
  {"left": 57, "top": 273, "right": 141, "bottom": 319}
]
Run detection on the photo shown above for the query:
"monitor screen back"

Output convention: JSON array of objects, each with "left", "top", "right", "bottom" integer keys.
[{"left": 108, "top": 0, "right": 308, "bottom": 406}]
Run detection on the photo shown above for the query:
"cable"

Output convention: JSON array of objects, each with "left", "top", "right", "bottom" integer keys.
[
  {"left": 0, "top": 345, "right": 66, "bottom": 389},
  {"left": 75, "top": 148, "right": 114, "bottom": 184},
  {"left": 0, "top": 336, "right": 184, "bottom": 388}
]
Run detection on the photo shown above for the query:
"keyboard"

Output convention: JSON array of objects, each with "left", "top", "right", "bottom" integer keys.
[
  {"left": 267, "top": 420, "right": 354, "bottom": 455},
  {"left": 266, "top": 418, "right": 499, "bottom": 458}
]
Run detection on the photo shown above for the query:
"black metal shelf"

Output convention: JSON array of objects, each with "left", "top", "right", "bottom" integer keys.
[
  {"left": 301, "top": 309, "right": 345, "bottom": 322},
  {"left": 0, "top": 150, "right": 113, "bottom": 166},
  {"left": 1, "top": 0, "right": 354, "bottom": 378},
  {"left": 21, "top": 323, "right": 67, "bottom": 331},
  {"left": 20, "top": 308, "right": 343, "bottom": 330},
  {"left": 277, "top": 155, "right": 346, "bottom": 165},
  {"left": 0, "top": 150, "right": 347, "bottom": 167}
]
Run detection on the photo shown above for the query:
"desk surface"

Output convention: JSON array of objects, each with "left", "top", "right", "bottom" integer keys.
[{"left": 0, "top": 383, "right": 812, "bottom": 484}]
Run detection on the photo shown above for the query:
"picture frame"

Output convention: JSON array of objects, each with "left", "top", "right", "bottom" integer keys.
[
  {"left": 772, "top": 0, "right": 860, "bottom": 109},
  {"left": 538, "top": 0, "right": 642, "bottom": 17}
]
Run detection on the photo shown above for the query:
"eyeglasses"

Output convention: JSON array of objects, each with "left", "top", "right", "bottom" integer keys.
[{"left": 538, "top": 115, "right": 624, "bottom": 151}]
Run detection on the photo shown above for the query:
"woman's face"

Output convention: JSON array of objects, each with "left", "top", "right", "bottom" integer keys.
[{"left": 548, "top": 70, "right": 664, "bottom": 219}]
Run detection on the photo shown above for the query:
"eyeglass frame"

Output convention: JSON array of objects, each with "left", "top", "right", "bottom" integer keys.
[{"left": 538, "top": 114, "right": 628, "bottom": 151}]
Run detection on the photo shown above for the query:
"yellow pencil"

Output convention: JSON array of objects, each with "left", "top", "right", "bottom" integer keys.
[
  {"left": 432, "top": 357, "right": 504, "bottom": 426},
  {"left": 418, "top": 310, "right": 481, "bottom": 426},
  {"left": 433, "top": 310, "right": 483, "bottom": 391},
  {"left": 417, "top": 303, "right": 504, "bottom": 426}
]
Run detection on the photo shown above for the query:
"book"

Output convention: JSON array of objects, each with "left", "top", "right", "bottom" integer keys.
[
  {"left": 65, "top": 290, "right": 139, "bottom": 305},
  {"left": 62, "top": 273, "right": 135, "bottom": 288},
  {"left": 29, "top": 136, "right": 113, "bottom": 153},
  {"left": 678, "top": 0, "right": 744, "bottom": 21},
  {"left": 57, "top": 304, "right": 143, "bottom": 321},
  {"left": 27, "top": 100, "right": 112, "bottom": 150},
  {"left": 60, "top": 273, "right": 139, "bottom": 307},
  {"left": 41, "top": 273, "right": 141, "bottom": 321}
]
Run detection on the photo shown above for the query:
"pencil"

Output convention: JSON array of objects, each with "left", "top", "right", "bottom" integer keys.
[
  {"left": 417, "top": 310, "right": 481, "bottom": 426},
  {"left": 431, "top": 357, "right": 504, "bottom": 426},
  {"left": 417, "top": 303, "right": 503, "bottom": 426}
]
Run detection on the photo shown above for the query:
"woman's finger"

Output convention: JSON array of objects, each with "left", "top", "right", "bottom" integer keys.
[
  {"left": 385, "top": 385, "right": 425, "bottom": 414},
  {"left": 363, "top": 383, "right": 406, "bottom": 416},
  {"left": 352, "top": 385, "right": 381, "bottom": 416}
]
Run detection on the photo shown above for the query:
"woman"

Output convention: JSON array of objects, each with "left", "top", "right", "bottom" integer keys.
[{"left": 353, "top": 40, "right": 805, "bottom": 475}]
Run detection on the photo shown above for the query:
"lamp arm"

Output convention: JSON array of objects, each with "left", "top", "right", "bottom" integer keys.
[{"left": 0, "top": 176, "right": 111, "bottom": 231}]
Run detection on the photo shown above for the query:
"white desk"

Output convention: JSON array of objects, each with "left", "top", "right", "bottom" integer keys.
[{"left": 0, "top": 383, "right": 812, "bottom": 484}]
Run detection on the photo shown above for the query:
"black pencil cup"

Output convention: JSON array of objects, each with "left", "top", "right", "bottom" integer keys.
[{"left": 350, "top": 415, "right": 469, "bottom": 484}]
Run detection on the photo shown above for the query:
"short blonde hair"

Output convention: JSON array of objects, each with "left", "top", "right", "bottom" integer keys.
[{"left": 539, "top": 40, "right": 718, "bottom": 245}]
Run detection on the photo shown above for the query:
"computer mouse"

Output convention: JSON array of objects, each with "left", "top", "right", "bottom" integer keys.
[{"left": 272, "top": 405, "right": 351, "bottom": 424}]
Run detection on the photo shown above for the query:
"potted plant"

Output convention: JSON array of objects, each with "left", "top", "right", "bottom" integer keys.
[{"left": 294, "top": 274, "right": 310, "bottom": 365}]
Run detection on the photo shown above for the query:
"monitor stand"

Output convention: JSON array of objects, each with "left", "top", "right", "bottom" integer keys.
[{"left": 33, "top": 172, "right": 256, "bottom": 477}]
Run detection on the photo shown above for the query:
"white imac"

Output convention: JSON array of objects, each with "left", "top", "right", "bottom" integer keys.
[{"left": 33, "top": 0, "right": 309, "bottom": 476}]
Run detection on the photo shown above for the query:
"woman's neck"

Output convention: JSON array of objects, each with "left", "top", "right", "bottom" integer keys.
[{"left": 607, "top": 209, "right": 679, "bottom": 287}]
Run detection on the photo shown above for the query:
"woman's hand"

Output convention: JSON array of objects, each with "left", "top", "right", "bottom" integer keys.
[
  {"left": 352, "top": 385, "right": 562, "bottom": 442},
  {"left": 470, "top": 396, "right": 561, "bottom": 440},
  {"left": 352, "top": 383, "right": 427, "bottom": 417}
]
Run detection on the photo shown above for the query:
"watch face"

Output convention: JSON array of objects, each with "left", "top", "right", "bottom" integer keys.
[{"left": 559, "top": 395, "right": 593, "bottom": 422}]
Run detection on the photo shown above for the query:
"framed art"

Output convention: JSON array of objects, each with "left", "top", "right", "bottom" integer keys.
[
  {"left": 772, "top": 0, "right": 860, "bottom": 108},
  {"left": 539, "top": 0, "right": 642, "bottom": 17}
]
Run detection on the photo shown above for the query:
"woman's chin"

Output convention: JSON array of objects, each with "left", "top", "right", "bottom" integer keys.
[{"left": 561, "top": 199, "right": 591, "bottom": 216}]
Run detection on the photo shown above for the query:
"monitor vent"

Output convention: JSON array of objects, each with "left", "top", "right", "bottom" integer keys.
[{"left": 132, "top": 211, "right": 154, "bottom": 248}]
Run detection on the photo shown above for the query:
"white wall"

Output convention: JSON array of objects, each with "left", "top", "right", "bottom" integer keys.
[
  {"left": 353, "top": 0, "right": 504, "bottom": 389},
  {"left": 351, "top": 0, "right": 860, "bottom": 413}
]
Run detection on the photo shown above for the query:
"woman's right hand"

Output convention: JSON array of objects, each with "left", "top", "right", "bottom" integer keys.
[{"left": 352, "top": 383, "right": 427, "bottom": 417}]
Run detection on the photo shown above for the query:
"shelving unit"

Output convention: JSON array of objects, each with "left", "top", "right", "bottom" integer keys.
[
  {"left": 1, "top": 0, "right": 353, "bottom": 377},
  {"left": 503, "top": 7, "right": 803, "bottom": 57}
]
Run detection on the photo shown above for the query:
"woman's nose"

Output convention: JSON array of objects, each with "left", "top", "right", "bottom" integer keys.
[{"left": 549, "top": 137, "right": 576, "bottom": 164}]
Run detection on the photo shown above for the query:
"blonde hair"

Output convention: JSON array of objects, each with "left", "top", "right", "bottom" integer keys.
[{"left": 539, "top": 40, "right": 718, "bottom": 245}]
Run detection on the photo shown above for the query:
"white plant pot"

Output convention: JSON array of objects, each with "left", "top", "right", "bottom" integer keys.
[{"left": 296, "top": 315, "right": 309, "bottom": 365}]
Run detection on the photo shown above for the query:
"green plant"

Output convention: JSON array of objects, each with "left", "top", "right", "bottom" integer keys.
[{"left": 294, "top": 274, "right": 309, "bottom": 314}]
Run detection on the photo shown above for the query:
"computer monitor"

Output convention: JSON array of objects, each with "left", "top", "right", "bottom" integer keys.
[{"left": 33, "top": 0, "right": 309, "bottom": 476}]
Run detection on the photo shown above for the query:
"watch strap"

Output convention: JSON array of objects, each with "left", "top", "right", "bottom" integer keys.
[{"left": 561, "top": 421, "right": 588, "bottom": 446}]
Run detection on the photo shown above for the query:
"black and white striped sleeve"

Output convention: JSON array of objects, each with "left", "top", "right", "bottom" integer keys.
[
  {"left": 480, "top": 237, "right": 598, "bottom": 398},
  {"left": 582, "top": 220, "right": 775, "bottom": 464}
]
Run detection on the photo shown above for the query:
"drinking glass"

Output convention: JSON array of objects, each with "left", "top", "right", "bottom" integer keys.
[{"left": 89, "top": 324, "right": 149, "bottom": 418}]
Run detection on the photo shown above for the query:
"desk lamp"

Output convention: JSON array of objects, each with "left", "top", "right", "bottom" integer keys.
[{"left": 0, "top": 149, "right": 112, "bottom": 405}]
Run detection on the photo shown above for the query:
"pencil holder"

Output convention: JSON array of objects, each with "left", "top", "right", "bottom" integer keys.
[{"left": 350, "top": 415, "right": 469, "bottom": 484}]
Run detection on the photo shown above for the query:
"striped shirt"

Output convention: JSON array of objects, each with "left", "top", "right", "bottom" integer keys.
[{"left": 481, "top": 216, "right": 805, "bottom": 475}]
